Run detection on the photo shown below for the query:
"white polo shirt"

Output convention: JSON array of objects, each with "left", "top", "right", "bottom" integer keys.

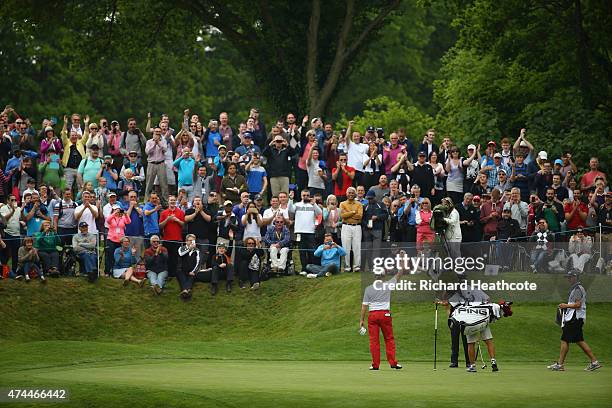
[{"left": 362, "top": 277, "right": 397, "bottom": 311}]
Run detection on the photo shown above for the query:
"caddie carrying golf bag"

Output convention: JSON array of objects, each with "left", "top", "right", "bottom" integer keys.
[{"left": 450, "top": 301, "right": 513, "bottom": 337}]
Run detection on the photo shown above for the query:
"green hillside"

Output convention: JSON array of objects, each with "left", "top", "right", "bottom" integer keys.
[{"left": 2, "top": 274, "right": 611, "bottom": 365}]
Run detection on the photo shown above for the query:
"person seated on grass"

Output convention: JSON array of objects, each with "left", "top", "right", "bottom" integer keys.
[
  {"left": 210, "top": 241, "right": 233, "bottom": 295},
  {"left": 301, "top": 233, "right": 346, "bottom": 279},
  {"left": 235, "top": 236, "right": 263, "bottom": 290},
  {"left": 177, "top": 234, "right": 201, "bottom": 300},
  {"left": 113, "top": 236, "right": 144, "bottom": 287},
  {"left": 262, "top": 215, "right": 291, "bottom": 273},
  {"left": 34, "top": 220, "right": 61, "bottom": 277},
  {"left": 72, "top": 221, "right": 98, "bottom": 277},
  {"left": 16, "top": 236, "right": 43, "bottom": 283},
  {"left": 144, "top": 235, "right": 168, "bottom": 296}
]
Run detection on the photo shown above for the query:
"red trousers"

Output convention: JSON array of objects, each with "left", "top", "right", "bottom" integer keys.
[{"left": 368, "top": 310, "right": 397, "bottom": 368}]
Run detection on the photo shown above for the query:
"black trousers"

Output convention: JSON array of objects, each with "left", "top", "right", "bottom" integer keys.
[
  {"left": 237, "top": 259, "right": 259, "bottom": 285},
  {"left": 297, "top": 233, "right": 315, "bottom": 271},
  {"left": 196, "top": 238, "right": 210, "bottom": 269},
  {"left": 58, "top": 227, "right": 77, "bottom": 247},
  {"left": 3, "top": 234, "right": 20, "bottom": 272},
  {"left": 165, "top": 241, "right": 181, "bottom": 277},
  {"left": 211, "top": 264, "right": 234, "bottom": 284},
  {"left": 448, "top": 318, "right": 469, "bottom": 366},
  {"left": 105, "top": 240, "right": 120, "bottom": 275},
  {"left": 296, "top": 168, "right": 308, "bottom": 197},
  {"left": 176, "top": 267, "right": 194, "bottom": 291}
]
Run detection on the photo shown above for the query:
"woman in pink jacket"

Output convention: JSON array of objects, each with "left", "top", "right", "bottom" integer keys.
[
  {"left": 105, "top": 205, "right": 131, "bottom": 276},
  {"left": 415, "top": 198, "right": 435, "bottom": 251}
]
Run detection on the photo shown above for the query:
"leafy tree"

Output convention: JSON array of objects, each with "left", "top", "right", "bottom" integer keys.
[
  {"left": 337, "top": 96, "right": 435, "bottom": 141},
  {"left": 434, "top": 0, "right": 611, "bottom": 170}
]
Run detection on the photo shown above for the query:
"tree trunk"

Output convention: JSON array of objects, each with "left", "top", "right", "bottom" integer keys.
[
  {"left": 573, "top": 0, "right": 592, "bottom": 107},
  {"left": 306, "top": 0, "right": 321, "bottom": 115}
]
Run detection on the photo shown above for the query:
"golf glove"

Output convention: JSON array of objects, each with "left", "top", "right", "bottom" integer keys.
[{"left": 359, "top": 326, "right": 367, "bottom": 336}]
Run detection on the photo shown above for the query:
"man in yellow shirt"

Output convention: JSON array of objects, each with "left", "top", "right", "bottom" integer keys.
[{"left": 340, "top": 187, "right": 363, "bottom": 272}]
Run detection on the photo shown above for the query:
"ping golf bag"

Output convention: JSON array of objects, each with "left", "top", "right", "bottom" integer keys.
[{"left": 450, "top": 301, "right": 513, "bottom": 337}]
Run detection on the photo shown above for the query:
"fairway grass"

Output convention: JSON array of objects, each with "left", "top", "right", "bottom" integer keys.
[
  {"left": 1, "top": 274, "right": 611, "bottom": 407},
  {"left": 3, "top": 360, "right": 611, "bottom": 408}
]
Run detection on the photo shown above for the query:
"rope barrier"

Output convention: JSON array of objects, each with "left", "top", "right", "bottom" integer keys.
[{"left": 1, "top": 225, "right": 608, "bottom": 253}]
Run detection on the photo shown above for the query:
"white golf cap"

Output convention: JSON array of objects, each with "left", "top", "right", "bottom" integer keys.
[
  {"left": 538, "top": 151, "right": 548, "bottom": 160},
  {"left": 467, "top": 144, "right": 476, "bottom": 150}
]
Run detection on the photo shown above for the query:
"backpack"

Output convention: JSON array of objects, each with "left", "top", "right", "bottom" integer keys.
[{"left": 57, "top": 200, "right": 78, "bottom": 220}]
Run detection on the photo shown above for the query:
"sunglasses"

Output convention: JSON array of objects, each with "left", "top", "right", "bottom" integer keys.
[
  {"left": 129, "top": 154, "right": 137, "bottom": 157},
  {"left": 246, "top": 242, "right": 256, "bottom": 246}
]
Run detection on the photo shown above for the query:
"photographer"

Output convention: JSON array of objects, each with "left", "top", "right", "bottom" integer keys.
[
  {"left": 398, "top": 184, "right": 423, "bottom": 243},
  {"left": 295, "top": 189, "right": 323, "bottom": 274},
  {"left": 105, "top": 205, "right": 131, "bottom": 276},
  {"left": 106, "top": 120, "right": 123, "bottom": 171},
  {"left": 535, "top": 188, "right": 564, "bottom": 234},
  {"left": 440, "top": 197, "right": 462, "bottom": 259},
  {"left": 303, "top": 233, "right": 346, "bottom": 278},
  {"left": 98, "top": 155, "right": 119, "bottom": 191},
  {"left": 144, "top": 127, "right": 169, "bottom": 204},
  {"left": 120, "top": 117, "right": 147, "bottom": 162}
]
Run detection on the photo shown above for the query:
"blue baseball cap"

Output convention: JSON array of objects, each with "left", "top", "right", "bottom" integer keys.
[
  {"left": 243, "top": 131, "right": 253, "bottom": 139},
  {"left": 554, "top": 159, "right": 563, "bottom": 166}
]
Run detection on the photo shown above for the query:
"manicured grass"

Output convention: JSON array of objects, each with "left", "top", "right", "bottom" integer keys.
[
  {"left": 3, "top": 361, "right": 611, "bottom": 408},
  {"left": 1, "top": 274, "right": 611, "bottom": 407}
]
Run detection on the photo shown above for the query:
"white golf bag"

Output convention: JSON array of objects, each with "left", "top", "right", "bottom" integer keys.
[{"left": 450, "top": 303, "right": 510, "bottom": 337}]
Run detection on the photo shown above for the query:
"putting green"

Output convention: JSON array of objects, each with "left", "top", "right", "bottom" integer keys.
[{"left": 15, "top": 360, "right": 611, "bottom": 408}]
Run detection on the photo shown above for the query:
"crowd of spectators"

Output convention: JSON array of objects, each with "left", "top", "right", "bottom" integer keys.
[{"left": 0, "top": 104, "right": 610, "bottom": 294}]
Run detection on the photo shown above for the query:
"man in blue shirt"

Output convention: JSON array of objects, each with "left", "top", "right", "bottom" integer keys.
[
  {"left": 143, "top": 192, "right": 162, "bottom": 246},
  {"left": 124, "top": 190, "right": 145, "bottom": 253},
  {"left": 99, "top": 155, "right": 119, "bottom": 191},
  {"left": 23, "top": 192, "right": 50, "bottom": 236},
  {"left": 232, "top": 192, "right": 250, "bottom": 242},
  {"left": 245, "top": 153, "right": 267, "bottom": 200},
  {"left": 173, "top": 148, "right": 196, "bottom": 202},
  {"left": 303, "top": 233, "right": 347, "bottom": 278},
  {"left": 235, "top": 132, "right": 262, "bottom": 166},
  {"left": 397, "top": 184, "right": 424, "bottom": 243}
]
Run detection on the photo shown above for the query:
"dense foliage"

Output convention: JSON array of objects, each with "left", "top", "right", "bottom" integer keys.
[{"left": 1, "top": 0, "right": 609, "bottom": 170}]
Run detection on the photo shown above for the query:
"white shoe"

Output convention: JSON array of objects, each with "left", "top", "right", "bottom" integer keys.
[
  {"left": 299, "top": 271, "right": 307, "bottom": 276},
  {"left": 306, "top": 273, "right": 317, "bottom": 279},
  {"left": 250, "top": 282, "right": 260, "bottom": 290},
  {"left": 547, "top": 362, "right": 564, "bottom": 371},
  {"left": 585, "top": 361, "right": 602, "bottom": 371},
  {"left": 325, "top": 272, "right": 332, "bottom": 277}
]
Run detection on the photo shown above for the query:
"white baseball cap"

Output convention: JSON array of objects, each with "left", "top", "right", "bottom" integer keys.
[
  {"left": 467, "top": 144, "right": 476, "bottom": 150},
  {"left": 538, "top": 151, "right": 548, "bottom": 160}
]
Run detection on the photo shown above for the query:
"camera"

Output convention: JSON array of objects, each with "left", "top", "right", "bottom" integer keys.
[
  {"left": 376, "top": 128, "right": 384, "bottom": 137},
  {"left": 431, "top": 202, "right": 451, "bottom": 233}
]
